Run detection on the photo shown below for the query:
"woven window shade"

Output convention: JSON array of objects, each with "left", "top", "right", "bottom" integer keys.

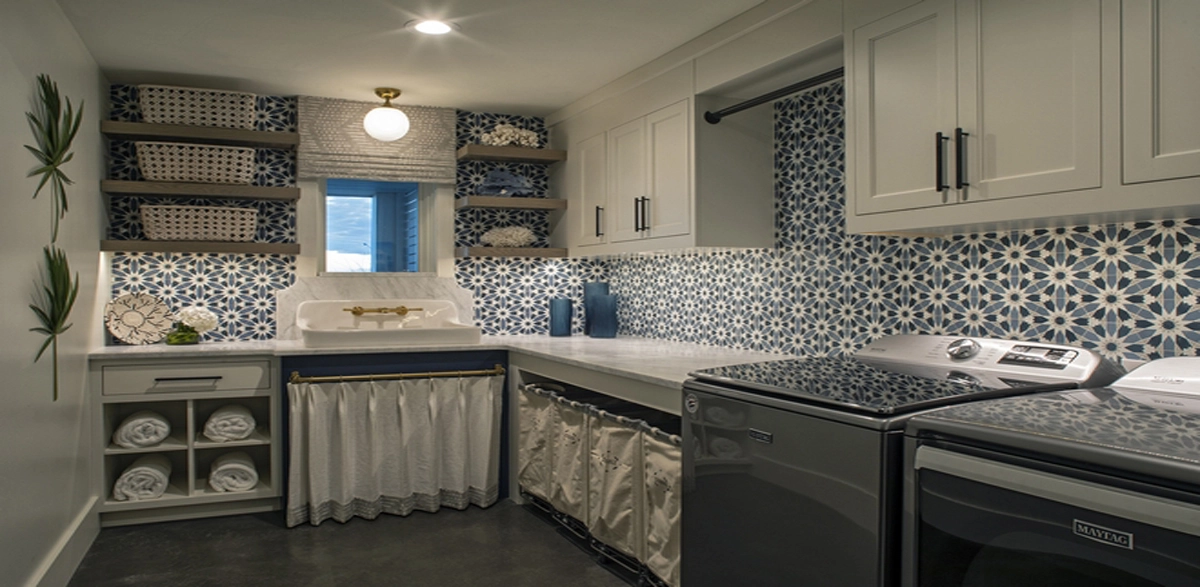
[{"left": 297, "top": 96, "right": 456, "bottom": 183}]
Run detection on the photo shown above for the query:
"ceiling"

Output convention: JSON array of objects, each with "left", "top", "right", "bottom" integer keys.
[{"left": 56, "top": 0, "right": 765, "bottom": 116}]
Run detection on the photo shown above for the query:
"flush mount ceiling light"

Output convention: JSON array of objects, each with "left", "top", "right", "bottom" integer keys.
[
  {"left": 405, "top": 19, "right": 458, "bottom": 35},
  {"left": 363, "top": 87, "right": 410, "bottom": 142}
]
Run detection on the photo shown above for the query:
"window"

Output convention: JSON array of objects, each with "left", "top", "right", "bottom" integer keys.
[{"left": 324, "top": 179, "right": 420, "bottom": 272}]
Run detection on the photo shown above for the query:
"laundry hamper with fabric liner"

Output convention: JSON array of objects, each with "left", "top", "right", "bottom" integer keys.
[{"left": 517, "top": 383, "right": 562, "bottom": 502}]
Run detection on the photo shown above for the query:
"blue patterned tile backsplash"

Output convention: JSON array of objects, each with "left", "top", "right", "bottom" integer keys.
[
  {"left": 107, "top": 85, "right": 297, "bottom": 341},
  {"left": 457, "top": 80, "right": 1200, "bottom": 362}
]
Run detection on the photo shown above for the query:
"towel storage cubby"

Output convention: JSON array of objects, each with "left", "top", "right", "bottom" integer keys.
[{"left": 90, "top": 355, "right": 282, "bottom": 526}]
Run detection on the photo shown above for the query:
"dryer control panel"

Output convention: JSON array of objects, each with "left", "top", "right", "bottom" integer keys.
[{"left": 998, "top": 345, "right": 1079, "bottom": 370}]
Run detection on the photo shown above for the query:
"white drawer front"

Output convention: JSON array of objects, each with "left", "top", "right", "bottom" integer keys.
[{"left": 102, "top": 361, "right": 271, "bottom": 396}]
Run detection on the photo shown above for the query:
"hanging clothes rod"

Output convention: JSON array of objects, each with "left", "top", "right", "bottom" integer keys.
[
  {"left": 289, "top": 364, "right": 506, "bottom": 384},
  {"left": 703, "top": 67, "right": 845, "bottom": 124}
]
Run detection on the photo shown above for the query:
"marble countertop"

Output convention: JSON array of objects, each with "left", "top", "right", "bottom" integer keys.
[{"left": 89, "top": 335, "right": 788, "bottom": 389}]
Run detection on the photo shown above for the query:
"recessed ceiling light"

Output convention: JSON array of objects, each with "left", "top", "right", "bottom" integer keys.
[{"left": 407, "top": 20, "right": 455, "bottom": 35}]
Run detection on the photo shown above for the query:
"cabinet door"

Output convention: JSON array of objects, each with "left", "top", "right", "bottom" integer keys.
[
  {"left": 609, "top": 117, "right": 647, "bottom": 243},
  {"left": 852, "top": 0, "right": 959, "bottom": 215},
  {"left": 1123, "top": 0, "right": 1200, "bottom": 184},
  {"left": 956, "top": 0, "right": 1102, "bottom": 202},
  {"left": 645, "top": 100, "right": 691, "bottom": 239},
  {"left": 573, "top": 131, "right": 609, "bottom": 247}
]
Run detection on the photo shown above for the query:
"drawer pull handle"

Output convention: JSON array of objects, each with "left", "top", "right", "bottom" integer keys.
[{"left": 153, "top": 376, "right": 224, "bottom": 383}]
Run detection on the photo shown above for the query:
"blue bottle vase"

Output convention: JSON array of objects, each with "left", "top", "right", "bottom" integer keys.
[
  {"left": 549, "top": 298, "right": 572, "bottom": 337},
  {"left": 589, "top": 294, "right": 617, "bottom": 338},
  {"left": 583, "top": 282, "right": 610, "bottom": 335}
]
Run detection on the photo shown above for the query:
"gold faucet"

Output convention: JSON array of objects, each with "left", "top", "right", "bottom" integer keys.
[{"left": 343, "top": 305, "right": 424, "bottom": 317}]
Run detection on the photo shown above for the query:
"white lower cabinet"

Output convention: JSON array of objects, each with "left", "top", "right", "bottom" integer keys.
[{"left": 92, "top": 356, "right": 281, "bottom": 526}]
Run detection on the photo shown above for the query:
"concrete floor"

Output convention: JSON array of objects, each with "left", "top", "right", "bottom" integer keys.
[{"left": 69, "top": 502, "right": 631, "bottom": 587}]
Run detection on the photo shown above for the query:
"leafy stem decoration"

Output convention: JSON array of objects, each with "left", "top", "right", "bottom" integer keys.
[
  {"left": 25, "top": 74, "right": 83, "bottom": 243},
  {"left": 30, "top": 246, "right": 79, "bottom": 401}
]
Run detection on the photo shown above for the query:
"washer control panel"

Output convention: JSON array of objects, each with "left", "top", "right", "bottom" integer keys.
[{"left": 998, "top": 345, "right": 1079, "bottom": 370}]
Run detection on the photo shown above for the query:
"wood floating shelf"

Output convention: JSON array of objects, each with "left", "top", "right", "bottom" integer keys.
[
  {"left": 455, "top": 196, "right": 567, "bottom": 211},
  {"left": 455, "top": 247, "right": 568, "bottom": 258},
  {"left": 456, "top": 144, "right": 567, "bottom": 164},
  {"left": 102, "top": 180, "right": 301, "bottom": 201},
  {"left": 100, "top": 121, "right": 300, "bottom": 149},
  {"left": 101, "top": 241, "right": 301, "bottom": 255}
]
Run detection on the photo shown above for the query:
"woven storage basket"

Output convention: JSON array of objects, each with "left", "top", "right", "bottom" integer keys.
[
  {"left": 137, "top": 85, "right": 256, "bottom": 129},
  {"left": 135, "top": 141, "right": 255, "bottom": 184},
  {"left": 141, "top": 205, "right": 257, "bottom": 242}
]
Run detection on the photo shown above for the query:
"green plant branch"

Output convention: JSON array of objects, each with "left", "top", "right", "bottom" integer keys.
[
  {"left": 25, "top": 74, "right": 83, "bottom": 243},
  {"left": 30, "top": 246, "right": 78, "bottom": 402}
]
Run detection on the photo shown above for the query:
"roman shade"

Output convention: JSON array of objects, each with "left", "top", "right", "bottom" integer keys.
[{"left": 297, "top": 96, "right": 456, "bottom": 183}]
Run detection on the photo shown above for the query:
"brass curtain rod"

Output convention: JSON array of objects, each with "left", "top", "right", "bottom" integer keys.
[{"left": 289, "top": 364, "right": 506, "bottom": 385}]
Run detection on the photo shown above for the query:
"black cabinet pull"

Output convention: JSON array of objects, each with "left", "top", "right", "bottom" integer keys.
[
  {"left": 955, "top": 127, "right": 970, "bottom": 190},
  {"left": 633, "top": 198, "right": 641, "bottom": 232},
  {"left": 935, "top": 132, "right": 950, "bottom": 193},
  {"left": 595, "top": 206, "right": 604, "bottom": 237},
  {"left": 639, "top": 197, "right": 651, "bottom": 231},
  {"left": 154, "top": 376, "right": 223, "bottom": 383}
]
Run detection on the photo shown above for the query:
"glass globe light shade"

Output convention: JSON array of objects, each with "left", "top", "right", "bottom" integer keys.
[{"left": 363, "top": 106, "right": 410, "bottom": 142}]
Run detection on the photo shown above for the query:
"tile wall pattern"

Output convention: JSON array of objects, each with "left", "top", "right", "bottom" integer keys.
[
  {"left": 460, "top": 81, "right": 1200, "bottom": 362},
  {"left": 107, "top": 85, "right": 298, "bottom": 341},
  {"left": 454, "top": 111, "right": 552, "bottom": 248}
]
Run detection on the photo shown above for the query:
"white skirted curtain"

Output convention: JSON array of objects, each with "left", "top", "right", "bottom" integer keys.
[
  {"left": 286, "top": 375, "right": 503, "bottom": 527},
  {"left": 296, "top": 96, "right": 457, "bottom": 183}
]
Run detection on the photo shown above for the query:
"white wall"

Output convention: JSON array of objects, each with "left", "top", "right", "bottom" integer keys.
[{"left": 0, "top": 0, "right": 107, "bottom": 584}]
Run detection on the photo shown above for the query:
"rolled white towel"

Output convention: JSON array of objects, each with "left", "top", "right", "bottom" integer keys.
[
  {"left": 208, "top": 451, "right": 259, "bottom": 493},
  {"left": 203, "top": 404, "right": 256, "bottom": 442},
  {"left": 112, "top": 410, "right": 171, "bottom": 449},
  {"left": 112, "top": 454, "right": 172, "bottom": 501}
]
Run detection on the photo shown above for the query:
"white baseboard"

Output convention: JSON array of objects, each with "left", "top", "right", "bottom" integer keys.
[{"left": 27, "top": 497, "right": 99, "bottom": 587}]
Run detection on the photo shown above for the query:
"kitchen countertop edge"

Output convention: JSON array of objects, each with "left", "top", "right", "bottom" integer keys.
[{"left": 89, "top": 336, "right": 788, "bottom": 389}]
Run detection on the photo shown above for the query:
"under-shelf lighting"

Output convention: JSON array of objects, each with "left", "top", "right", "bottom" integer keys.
[{"left": 363, "top": 88, "right": 410, "bottom": 142}]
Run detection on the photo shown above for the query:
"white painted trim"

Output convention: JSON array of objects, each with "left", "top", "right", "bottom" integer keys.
[{"left": 27, "top": 497, "right": 99, "bottom": 587}]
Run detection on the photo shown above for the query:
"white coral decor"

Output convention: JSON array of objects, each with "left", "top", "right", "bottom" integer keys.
[
  {"left": 177, "top": 306, "right": 218, "bottom": 333},
  {"left": 480, "top": 226, "right": 536, "bottom": 248},
  {"left": 479, "top": 124, "right": 539, "bottom": 148}
]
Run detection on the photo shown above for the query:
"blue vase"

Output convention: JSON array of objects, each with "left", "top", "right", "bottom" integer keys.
[
  {"left": 549, "top": 298, "right": 572, "bottom": 337},
  {"left": 589, "top": 294, "right": 617, "bottom": 338},
  {"left": 583, "top": 282, "right": 610, "bottom": 335}
]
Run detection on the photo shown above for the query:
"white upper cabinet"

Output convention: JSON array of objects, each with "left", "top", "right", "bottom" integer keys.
[
  {"left": 852, "top": 0, "right": 958, "bottom": 215},
  {"left": 571, "top": 131, "right": 608, "bottom": 247},
  {"left": 644, "top": 101, "right": 691, "bottom": 240},
  {"left": 956, "top": 0, "right": 1102, "bottom": 202},
  {"left": 851, "top": 0, "right": 1102, "bottom": 222},
  {"left": 848, "top": 0, "right": 1200, "bottom": 235},
  {"left": 608, "top": 115, "right": 650, "bottom": 244},
  {"left": 550, "top": 62, "right": 773, "bottom": 256},
  {"left": 1122, "top": 0, "right": 1200, "bottom": 184}
]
